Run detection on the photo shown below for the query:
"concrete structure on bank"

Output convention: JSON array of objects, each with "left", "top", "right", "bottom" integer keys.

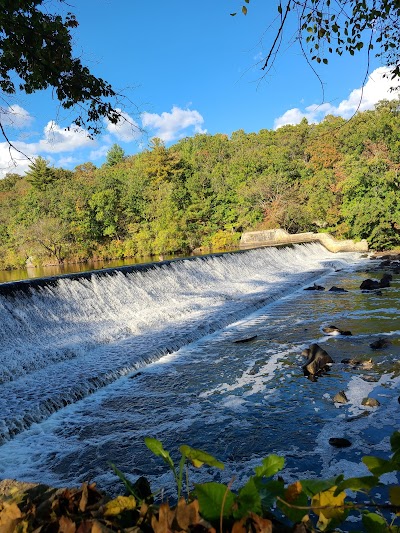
[{"left": 240, "top": 229, "right": 369, "bottom": 253}]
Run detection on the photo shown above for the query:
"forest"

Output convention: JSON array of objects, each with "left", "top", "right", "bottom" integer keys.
[{"left": 0, "top": 99, "right": 399, "bottom": 270}]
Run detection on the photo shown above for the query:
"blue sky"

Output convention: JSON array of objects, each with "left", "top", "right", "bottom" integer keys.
[{"left": 0, "top": 0, "right": 398, "bottom": 177}]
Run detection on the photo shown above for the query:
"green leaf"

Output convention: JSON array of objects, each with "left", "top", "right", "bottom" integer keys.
[
  {"left": 194, "top": 482, "right": 235, "bottom": 522},
  {"left": 254, "top": 454, "right": 284, "bottom": 478},
  {"left": 362, "top": 456, "right": 397, "bottom": 476},
  {"left": 230, "top": 12, "right": 237, "bottom": 16},
  {"left": 300, "top": 478, "right": 337, "bottom": 497},
  {"left": 391, "top": 431, "right": 400, "bottom": 455},
  {"left": 144, "top": 438, "right": 175, "bottom": 472},
  {"left": 109, "top": 463, "right": 141, "bottom": 499},
  {"left": 234, "top": 478, "right": 262, "bottom": 519},
  {"left": 257, "top": 479, "right": 285, "bottom": 511},
  {"left": 362, "top": 512, "right": 388, "bottom": 533},
  {"left": 389, "top": 486, "right": 400, "bottom": 506},
  {"left": 334, "top": 476, "right": 379, "bottom": 495},
  {"left": 278, "top": 491, "right": 309, "bottom": 524},
  {"left": 242, "top": 5, "right": 247, "bottom": 15},
  {"left": 278, "top": 4, "right": 282, "bottom": 14},
  {"left": 179, "top": 445, "right": 224, "bottom": 469}
]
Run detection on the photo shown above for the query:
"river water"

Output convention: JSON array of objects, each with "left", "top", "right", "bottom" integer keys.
[{"left": 0, "top": 243, "right": 399, "bottom": 509}]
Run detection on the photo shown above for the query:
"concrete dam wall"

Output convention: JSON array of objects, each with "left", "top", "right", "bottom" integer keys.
[{"left": 240, "top": 229, "right": 369, "bottom": 253}]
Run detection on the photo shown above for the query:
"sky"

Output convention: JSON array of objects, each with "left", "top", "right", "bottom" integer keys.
[{"left": 0, "top": 0, "right": 399, "bottom": 178}]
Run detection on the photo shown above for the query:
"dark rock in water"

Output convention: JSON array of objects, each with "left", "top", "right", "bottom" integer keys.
[
  {"left": 301, "top": 343, "right": 333, "bottom": 377},
  {"left": 328, "top": 286, "right": 348, "bottom": 293},
  {"left": 345, "top": 411, "right": 370, "bottom": 422},
  {"left": 329, "top": 437, "right": 351, "bottom": 448},
  {"left": 379, "top": 273, "right": 392, "bottom": 288},
  {"left": 129, "top": 372, "right": 142, "bottom": 379},
  {"left": 334, "top": 391, "right": 348, "bottom": 404},
  {"left": 233, "top": 335, "right": 257, "bottom": 344},
  {"left": 370, "top": 338, "right": 391, "bottom": 350},
  {"left": 362, "top": 397, "right": 380, "bottom": 407},
  {"left": 360, "top": 278, "right": 380, "bottom": 290},
  {"left": 304, "top": 283, "right": 325, "bottom": 291},
  {"left": 322, "top": 325, "right": 352, "bottom": 336}
]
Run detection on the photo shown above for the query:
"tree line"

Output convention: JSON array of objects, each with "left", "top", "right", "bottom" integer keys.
[{"left": 0, "top": 99, "right": 399, "bottom": 269}]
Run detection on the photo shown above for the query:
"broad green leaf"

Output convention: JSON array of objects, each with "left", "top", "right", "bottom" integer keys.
[
  {"left": 194, "top": 482, "right": 235, "bottom": 522},
  {"left": 390, "top": 486, "right": 400, "bottom": 506},
  {"left": 391, "top": 432, "right": 400, "bottom": 455},
  {"left": 362, "top": 456, "right": 397, "bottom": 476},
  {"left": 334, "top": 476, "right": 379, "bottom": 495},
  {"left": 278, "top": 483, "right": 309, "bottom": 524},
  {"left": 104, "top": 495, "right": 136, "bottom": 516},
  {"left": 362, "top": 512, "right": 388, "bottom": 533},
  {"left": 179, "top": 445, "right": 224, "bottom": 469},
  {"left": 254, "top": 454, "right": 284, "bottom": 478},
  {"left": 144, "top": 438, "right": 175, "bottom": 472},
  {"left": 234, "top": 477, "right": 262, "bottom": 519},
  {"left": 257, "top": 479, "right": 285, "bottom": 511},
  {"left": 300, "top": 478, "right": 337, "bottom": 497}
]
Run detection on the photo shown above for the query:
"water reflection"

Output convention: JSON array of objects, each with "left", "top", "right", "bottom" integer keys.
[{"left": 0, "top": 253, "right": 188, "bottom": 283}]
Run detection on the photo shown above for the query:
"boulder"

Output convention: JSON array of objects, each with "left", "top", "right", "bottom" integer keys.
[
  {"left": 370, "top": 338, "right": 391, "bottom": 350},
  {"left": 334, "top": 391, "right": 348, "bottom": 404},
  {"left": 361, "top": 397, "right": 380, "bottom": 407},
  {"left": 329, "top": 437, "right": 351, "bottom": 448},
  {"left": 322, "top": 325, "right": 352, "bottom": 336},
  {"left": 380, "top": 273, "right": 392, "bottom": 288},
  {"left": 360, "top": 279, "right": 380, "bottom": 290},
  {"left": 328, "top": 286, "right": 348, "bottom": 293},
  {"left": 304, "top": 283, "right": 325, "bottom": 291},
  {"left": 301, "top": 343, "right": 333, "bottom": 377}
]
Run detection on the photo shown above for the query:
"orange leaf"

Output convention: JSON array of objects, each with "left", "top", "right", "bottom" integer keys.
[
  {"left": 59, "top": 515, "right": 77, "bottom": 533},
  {"left": 285, "top": 481, "right": 303, "bottom": 503}
]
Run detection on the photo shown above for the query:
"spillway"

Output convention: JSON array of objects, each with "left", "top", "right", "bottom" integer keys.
[{"left": 0, "top": 243, "right": 398, "bottom": 500}]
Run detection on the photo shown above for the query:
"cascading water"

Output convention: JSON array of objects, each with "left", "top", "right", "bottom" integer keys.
[{"left": 0, "top": 243, "right": 399, "bottom": 507}]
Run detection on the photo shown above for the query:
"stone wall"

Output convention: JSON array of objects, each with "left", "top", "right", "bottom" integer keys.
[{"left": 239, "top": 229, "right": 369, "bottom": 253}]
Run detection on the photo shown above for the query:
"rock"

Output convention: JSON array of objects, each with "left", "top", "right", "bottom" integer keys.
[
  {"left": 329, "top": 437, "right": 352, "bottom": 448},
  {"left": 334, "top": 391, "right": 348, "bottom": 404},
  {"left": 362, "top": 397, "right": 380, "bottom": 407},
  {"left": 301, "top": 343, "right": 333, "bottom": 377},
  {"left": 360, "top": 279, "right": 380, "bottom": 290},
  {"left": 304, "top": 283, "right": 325, "bottom": 291},
  {"left": 370, "top": 338, "right": 391, "bottom": 350},
  {"left": 379, "top": 273, "right": 392, "bottom": 288},
  {"left": 322, "top": 325, "right": 352, "bottom": 336},
  {"left": 328, "top": 286, "right": 348, "bottom": 293},
  {"left": 233, "top": 335, "right": 258, "bottom": 344}
]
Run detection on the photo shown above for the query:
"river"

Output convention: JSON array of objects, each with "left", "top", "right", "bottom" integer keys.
[{"left": 0, "top": 243, "right": 398, "bottom": 513}]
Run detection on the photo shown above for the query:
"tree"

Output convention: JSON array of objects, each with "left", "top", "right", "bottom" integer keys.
[
  {"left": 0, "top": 0, "right": 125, "bottom": 148},
  {"left": 231, "top": 0, "right": 400, "bottom": 84},
  {"left": 26, "top": 156, "right": 56, "bottom": 190},
  {"left": 105, "top": 144, "right": 126, "bottom": 167}
]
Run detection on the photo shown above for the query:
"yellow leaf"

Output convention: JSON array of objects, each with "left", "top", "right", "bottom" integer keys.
[
  {"left": 242, "top": 5, "right": 248, "bottom": 15},
  {"left": 311, "top": 486, "right": 346, "bottom": 518},
  {"left": 103, "top": 495, "right": 136, "bottom": 516},
  {"left": 191, "top": 459, "right": 204, "bottom": 468},
  {"left": 390, "top": 486, "right": 400, "bottom": 506}
]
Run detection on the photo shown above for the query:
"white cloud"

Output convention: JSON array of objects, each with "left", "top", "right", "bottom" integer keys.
[
  {"left": 37, "top": 121, "right": 95, "bottom": 153},
  {"left": 141, "top": 106, "right": 206, "bottom": 142},
  {"left": 0, "top": 142, "right": 36, "bottom": 178},
  {"left": 0, "top": 105, "right": 34, "bottom": 129},
  {"left": 89, "top": 144, "right": 111, "bottom": 161},
  {"left": 274, "top": 66, "right": 400, "bottom": 129},
  {"left": 106, "top": 108, "right": 141, "bottom": 142}
]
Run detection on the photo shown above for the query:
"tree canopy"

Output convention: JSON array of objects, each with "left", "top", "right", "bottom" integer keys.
[
  {"left": 231, "top": 0, "right": 400, "bottom": 84},
  {"left": 0, "top": 0, "right": 124, "bottom": 143}
]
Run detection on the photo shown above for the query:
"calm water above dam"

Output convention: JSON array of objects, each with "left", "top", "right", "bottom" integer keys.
[{"left": 0, "top": 243, "right": 399, "bottom": 507}]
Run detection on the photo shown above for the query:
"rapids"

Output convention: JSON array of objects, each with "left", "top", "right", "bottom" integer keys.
[{"left": 0, "top": 243, "right": 398, "bottom": 501}]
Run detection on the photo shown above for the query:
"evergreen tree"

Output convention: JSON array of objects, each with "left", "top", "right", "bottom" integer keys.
[
  {"left": 105, "top": 144, "right": 126, "bottom": 166},
  {"left": 26, "top": 157, "right": 56, "bottom": 190}
]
